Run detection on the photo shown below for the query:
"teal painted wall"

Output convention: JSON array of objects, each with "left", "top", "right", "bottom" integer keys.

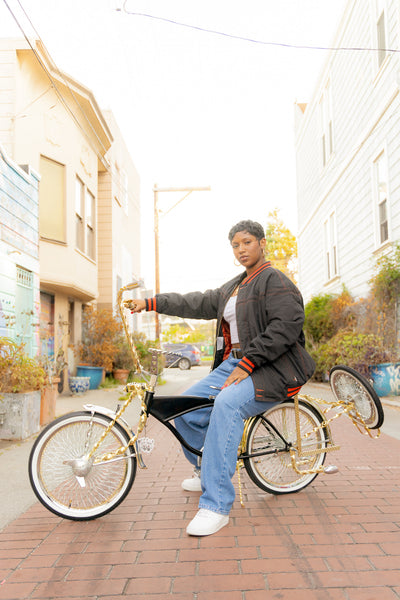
[{"left": 0, "top": 146, "right": 40, "bottom": 356}]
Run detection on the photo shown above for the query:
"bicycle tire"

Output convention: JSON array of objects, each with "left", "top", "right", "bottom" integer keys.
[
  {"left": 329, "top": 365, "right": 384, "bottom": 429},
  {"left": 29, "top": 411, "right": 137, "bottom": 520},
  {"left": 243, "top": 399, "right": 328, "bottom": 495}
]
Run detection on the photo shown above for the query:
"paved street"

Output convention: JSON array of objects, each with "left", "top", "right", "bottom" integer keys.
[{"left": 0, "top": 366, "right": 399, "bottom": 599}]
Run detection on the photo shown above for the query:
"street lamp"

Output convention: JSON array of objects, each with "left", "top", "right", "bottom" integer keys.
[{"left": 153, "top": 184, "right": 211, "bottom": 339}]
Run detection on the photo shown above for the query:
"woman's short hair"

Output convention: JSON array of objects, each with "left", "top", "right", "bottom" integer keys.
[{"left": 228, "top": 220, "right": 265, "bottom": 242}]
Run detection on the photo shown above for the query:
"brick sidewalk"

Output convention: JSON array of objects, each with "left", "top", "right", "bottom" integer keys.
[{"left": 0, "top": 406, "right": 399, "bottom": 599}]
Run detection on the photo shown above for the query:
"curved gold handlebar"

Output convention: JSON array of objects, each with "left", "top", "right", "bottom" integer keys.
[{"left": 117, "top": 282, "right": 143, "bottom": 374}]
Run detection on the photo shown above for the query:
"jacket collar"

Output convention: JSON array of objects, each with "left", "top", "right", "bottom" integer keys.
[{"left": 241, "top": 261, "right": 272, "bottom": 286}]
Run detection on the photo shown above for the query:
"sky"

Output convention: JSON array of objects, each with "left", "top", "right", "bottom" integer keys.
[{"left": 0, "top": 0, "right": 348, "bottom": 293}]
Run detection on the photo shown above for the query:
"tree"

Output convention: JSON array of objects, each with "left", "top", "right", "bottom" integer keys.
[
  {"left": 264, "top": 208, "right": 297, "bottom": 281},
  {"left": 162, "top": 321, "right": 215, "bottom": 344}
]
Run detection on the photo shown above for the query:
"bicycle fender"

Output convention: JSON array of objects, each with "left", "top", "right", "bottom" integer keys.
[{"left": 82, "top": 403, "right": 134, "bottom": 438}]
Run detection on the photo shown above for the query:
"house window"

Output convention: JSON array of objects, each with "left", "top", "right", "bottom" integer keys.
[
  {"left": 374, "top": 151, "right": 389, "bottom": 245},
  {"left": 75, "top": 177, "right": 85, "bottom": 252},
  {"left": 75, "top": 176, "right": 96, "bottom": 259},
  {"left": 320, "top": 81, "right": 333, "bottom": 167},
  {"left": 114, "top": 162, "right": 129, "bottom": 214},
  {"left": 15, "top": 266, "right": 34, "bottom": 355},
  {"left": 121, "top": 170, "right": 128, "bottom": 215},
  {"left": 114, "top": 162, "right": 120, "bottom": 205},
  {"left": 324, "top": 212, "right": 338, "bottom": 280},
  {"left": 85, "top": 189, "right": 95, "bottom": 260},
  {"left": 39, "top": 156, "right": 65, "bottom": 242},
  {"left": 376, "top": 0, "right": 387, "bottom": 68}
]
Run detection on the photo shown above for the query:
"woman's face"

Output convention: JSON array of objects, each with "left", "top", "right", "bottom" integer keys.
[{"left": 231, "top": 230, "right": 266, "bottom": 269}]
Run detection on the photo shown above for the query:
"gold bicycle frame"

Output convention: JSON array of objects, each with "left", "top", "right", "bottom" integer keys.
[{"left": 90, "top": 284, "right": 381, "bottom": 488}]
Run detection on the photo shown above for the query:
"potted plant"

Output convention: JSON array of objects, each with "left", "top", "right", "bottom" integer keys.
[
  {"left": 0, "top": 337, "right": 45, "bottom": 440},
  {"left": 74, "top": 306, "right": 123, "bottom": 389},
  {"left": 113, "top": 338, "right": 135, "bottom": 384}
]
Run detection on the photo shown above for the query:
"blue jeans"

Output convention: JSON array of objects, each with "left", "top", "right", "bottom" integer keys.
[{"left": 175, "top": 354, "right": 280, "bottom": 515}]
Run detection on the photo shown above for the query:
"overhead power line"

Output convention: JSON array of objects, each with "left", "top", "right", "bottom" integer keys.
[{"left": 120, "top": 1, "right": 400, "bottom": 55}]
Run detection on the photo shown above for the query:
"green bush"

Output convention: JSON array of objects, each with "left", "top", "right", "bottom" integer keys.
[
  {"left": 131, "top": 332, "right": 162, "bottom": 372},
  {"left": 311, "top": 330, "right": 391, "bottom": 380},
  {"left": 370, "top": 242, "right": 400, "bottom": 305},
  {"left": 304, "top": 294, "right": 335, "bottom": 344}
]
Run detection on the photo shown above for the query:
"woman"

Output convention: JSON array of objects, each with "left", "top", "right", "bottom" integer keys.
[{"left": 131, "top": 220, "right": 314, "bottom": 536}]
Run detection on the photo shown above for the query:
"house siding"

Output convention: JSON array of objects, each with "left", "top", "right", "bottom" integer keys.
[{"left": 295, "top": 0, "right": 400, "bottom": 302}]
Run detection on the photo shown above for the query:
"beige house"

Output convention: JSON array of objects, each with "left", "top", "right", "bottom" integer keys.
[
  {"left": 0, "top": 38, "right": 141, "bottom": 382},
  {"left": 98, "top": 110, "right": 141, "bottom": 312}
]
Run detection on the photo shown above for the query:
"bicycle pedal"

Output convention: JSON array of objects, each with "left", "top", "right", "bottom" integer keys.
[
  {"left": 138, "top": 437, "right": 155, "bottom": 454},
  {"left": 324, "top": 465, "right": 339, "bottom": 474}
]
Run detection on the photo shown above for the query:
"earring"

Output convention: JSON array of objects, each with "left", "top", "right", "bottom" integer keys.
[{"left": 234, "top": 259, "right": 241, "bottom": 267}]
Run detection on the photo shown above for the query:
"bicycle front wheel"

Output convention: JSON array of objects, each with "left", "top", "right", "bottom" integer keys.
[
  {"left": 29, "top": 411, "right": 137, "bottom": 520},
  {"left": 244, "top": 399, "right": 328, "bottom": 495}
]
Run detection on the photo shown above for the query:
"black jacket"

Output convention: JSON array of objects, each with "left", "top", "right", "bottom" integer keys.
[{"left": 145, "top": 262, "right": 315, "bottom": 401}]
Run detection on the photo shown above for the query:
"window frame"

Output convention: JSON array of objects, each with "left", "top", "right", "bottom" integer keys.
[
  {"left": 372, "top": 149, "right": 391, "bottom": 248},
  {"left": 121, "top": 169, "right": 129, "bottom": 215},
  {"left": 75, "top": 175, "right": 96, "bottom": 261},
  {"left": 39, "top": 155, "right": 66, "bottom": 243},
  {"left": 374, "top": 0, "right": 388, "bottom": 70},
  {"left": 323, "top": 211, "right": 339, "bottom": 282},
  {"left": 319, "top": 80, "right": 334, "bottom": 168},
  {"left": 85, "top": 188, "right": 95, "bottom": 260},
  {"left": 75, "top": 176, "right": 85, "bottom": 252}
]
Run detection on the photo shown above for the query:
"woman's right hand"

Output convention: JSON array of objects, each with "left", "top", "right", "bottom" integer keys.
[{"left": 130, "top": 299, "right": 147, "bottom": 313}]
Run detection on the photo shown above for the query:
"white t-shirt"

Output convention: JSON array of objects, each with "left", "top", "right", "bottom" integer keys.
[{"left": 223, "top": 296, "right": 239, "bottom": 344}]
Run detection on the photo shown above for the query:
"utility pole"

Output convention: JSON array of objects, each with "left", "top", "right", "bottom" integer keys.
[{"left": 153, "top": 184, "right": 211, "bottom": 339}]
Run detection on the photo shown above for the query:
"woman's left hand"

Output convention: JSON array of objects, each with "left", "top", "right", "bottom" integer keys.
[{"left": 222, "top": 367, "right": 249, "bottom": 389}]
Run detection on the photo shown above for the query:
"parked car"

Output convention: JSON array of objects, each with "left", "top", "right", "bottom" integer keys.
[{"left": 162, "top": 343, "right": 201, "bottom": 370}]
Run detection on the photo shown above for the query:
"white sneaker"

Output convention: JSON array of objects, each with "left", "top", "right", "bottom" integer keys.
[
  {"left": 181, "top": 471, "right": 202, "bottom": 492},
  {"left": 186, "top": 509, "right": 229, "bottom": 536}
]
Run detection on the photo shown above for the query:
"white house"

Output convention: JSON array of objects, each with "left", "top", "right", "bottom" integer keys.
[{"left": 295, "top": 0, "right": 400, "bottom": 303}]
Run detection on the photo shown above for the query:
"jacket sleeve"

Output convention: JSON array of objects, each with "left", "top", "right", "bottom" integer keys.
[
  {"left": 145, "top": 288, "right": 221, "bottom": 321},
  {"left": 237, "top": 271, "right": 305, "bottom": 373}
]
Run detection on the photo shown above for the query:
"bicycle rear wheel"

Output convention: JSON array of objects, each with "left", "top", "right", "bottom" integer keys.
[
  {"left": 29, "top": 411, "right": 137, "bottom": 520},
  {"left": 243, "top": 399, "right": 328, "bottom": 495},
  {"left": 329, "top": 365, "right": 384, "bottom": 429}
]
